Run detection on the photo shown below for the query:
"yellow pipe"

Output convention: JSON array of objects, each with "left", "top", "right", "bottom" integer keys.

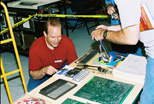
[
  {"left": 0, "top": 69, "right": 20, "bottom": 78},
  {"left": 1, "top": 1, "right": 28, "bottom": 93},
  {"left": 0, "top": 13, "right": 109, "bottom": 35},
  {"left": 0, "top": 38, "right": 12, "bottom": 44},
  {"left": 0, "top": 1, "right": 28, "bottom": 96},
  {"left": 0, "top": 57, "right": 13, "bottom": 104},
  {"left": 37, "top": 14, "right": 110, "bottom": 18},
  {"left": 0, "top": 14, "right": 35, "bottom": 35}
]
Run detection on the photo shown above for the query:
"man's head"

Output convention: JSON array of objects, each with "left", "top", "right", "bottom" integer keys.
[{"left": 43, "top": 18, "right": 62, "bottom": 49}]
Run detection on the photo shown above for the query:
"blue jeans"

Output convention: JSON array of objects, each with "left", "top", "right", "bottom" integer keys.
[
  {"left": 27, "top": 75, "right": 51, "bottom": 92},
  {"left": 140, "top": 57, "right": 154, "bottom": 104},
  {"left": 27, "top": 63, "right": 68, "bottom": 92},
  {"left": 113, "top": 46, "right": 143, "bottom": 57},
  {"left": 112, "top": 42, "right": 143, "bottom": 57}
]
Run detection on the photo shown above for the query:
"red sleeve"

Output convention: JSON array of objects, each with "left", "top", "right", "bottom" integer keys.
[
  {"left": 29, "top": 44, "right": 42, "bottom": 72},
  {"left": 66, "top": 39, "right": 78, "bottom": 64}
]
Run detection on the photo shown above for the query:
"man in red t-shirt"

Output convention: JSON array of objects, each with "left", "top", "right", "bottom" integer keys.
[{"left": 27, "top": 18, "right": 78, "bottom": 92}]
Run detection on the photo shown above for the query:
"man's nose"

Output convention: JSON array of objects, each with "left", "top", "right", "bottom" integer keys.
[{"left": 54, "top": 38, "right": 59, "bottom": 42}]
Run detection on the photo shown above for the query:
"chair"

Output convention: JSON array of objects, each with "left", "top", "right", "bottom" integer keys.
[{"left": 70, "top": 0, "right": 102, "bottom": 35}]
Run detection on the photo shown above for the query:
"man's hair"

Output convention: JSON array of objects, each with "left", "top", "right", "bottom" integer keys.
[{"left": 44, "top": 18, "right": 61, "bottom": 34}]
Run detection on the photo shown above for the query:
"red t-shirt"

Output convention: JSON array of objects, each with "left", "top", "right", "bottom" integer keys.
[{"left": 29, "top": 35, "right": 78, "bottom": 72}]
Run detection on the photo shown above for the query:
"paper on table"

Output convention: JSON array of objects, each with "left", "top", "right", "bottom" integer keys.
[
  {"left": 114, "top": 54, "right": 147, "bottom": 76},
  {"left": 113, "top": 54, "right": 147, "bottom": 83}
]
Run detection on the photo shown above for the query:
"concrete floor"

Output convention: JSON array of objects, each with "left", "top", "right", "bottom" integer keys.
[{"left": 1, "top": 20, "right": 111, "bottom": 104}]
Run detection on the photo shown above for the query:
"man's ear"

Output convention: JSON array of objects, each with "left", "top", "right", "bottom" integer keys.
[{"left": 43, "top": 31, "right": 47, "bottom": 37}]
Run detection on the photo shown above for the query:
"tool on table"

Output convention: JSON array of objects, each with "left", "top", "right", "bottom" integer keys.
[
  {"left": 77, "top": 64, "right": 107, "bottom": 73},
  {"left": 99, "top": 40, "right": 111, "bottom": 63}
]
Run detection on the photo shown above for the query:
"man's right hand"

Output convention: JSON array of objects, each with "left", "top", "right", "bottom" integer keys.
[
  {"left": 106, "top": 4, "right": 119, "bottom": 20},
  {"left": 44, "top": 66, "right": 58, "bottom": 75},
  {"left": 30, "top": 65, "right": 58, "bottom": 80},
  {"left": 91, "top": 29, "right": 107, "bottom": 41},
  {"left": 107, "top": 5, "right": 116, "bottom": 15},
  {"left": 95, "top": 25, "right": 108, "bottom": 30}
]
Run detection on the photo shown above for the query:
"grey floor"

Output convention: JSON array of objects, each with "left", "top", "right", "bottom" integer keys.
[{"left": 1, "top": 20, "right": 111, "bottom": 104}]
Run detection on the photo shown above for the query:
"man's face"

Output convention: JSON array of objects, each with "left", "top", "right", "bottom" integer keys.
[{"left": 44, "top": 25, "right": 62, "bottom": 48}]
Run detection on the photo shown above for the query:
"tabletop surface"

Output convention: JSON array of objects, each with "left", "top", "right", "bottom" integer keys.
[{"left": 14, "top": 52, "right": 143, "bottom": 104}]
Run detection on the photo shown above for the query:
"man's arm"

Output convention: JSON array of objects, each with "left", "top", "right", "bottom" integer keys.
[
  {"left": 30, "top": 66, "right": 58, "bottom": 80},
  {"left": 107, "top": 24, "right": 140, "bottom": 45},
  {"left": 96, "top": 24, "right": 121, "bottom": 31},
  {"left": 30, "top": 68, "right": 45, "bottom": 80},
  {"left": 91, "top": 24, "right": 140, "bottom": 45}
]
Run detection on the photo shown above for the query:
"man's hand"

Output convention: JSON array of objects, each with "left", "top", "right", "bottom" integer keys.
[
  {"left": 106, "top": 4, "right": 119, "bottom": 20},
  {"left": 30, "top": 65, "right": 58, "bottom": 80},
  {"left": 91, "top": 29, "right": 106, "bottom": 41},
  {"left": 95, "top": 25, "right": 108, "bottom": 30},
  {"left": 107, "top": 5, "right": 116, "bottom": 15},
  {"left": 44, "top": 66, "right": 58, "bottom": 75}
]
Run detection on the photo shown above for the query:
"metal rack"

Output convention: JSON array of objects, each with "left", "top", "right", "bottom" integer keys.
[{"left": 0, "top": 2, "right": 28, "bottom": 104}]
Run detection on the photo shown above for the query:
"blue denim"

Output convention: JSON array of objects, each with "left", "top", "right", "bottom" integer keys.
[
  {"left": 112, "top": 46, "right": 143, "bottom": 57},
  {"left": 111, "top": 19, "right": 120, "bottom": 25},
  {"left": 133, "top": 46, "right": 143, "bottom": 56},
  {"left": 106, "top": 0, "right": 115, "bottom": 6},
  {"left": 140, "top": 57, "right": 154, "bottom": 104},
  {"left": 27, "top": 63, "right": 68, "bottom": 92},
  {"left": 27, "top": 75, "right": 50, "bottom": 92}
]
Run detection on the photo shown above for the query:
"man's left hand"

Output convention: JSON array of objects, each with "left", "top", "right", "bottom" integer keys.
[{"left": 91, "top": 29, "right": 106, "bottom": 41}]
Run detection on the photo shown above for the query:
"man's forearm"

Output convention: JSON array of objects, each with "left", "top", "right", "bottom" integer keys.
[
  {"left": 106, "top": 25, "right": 140, "bottom": 45},
  {"left": 106, "top": 30, "right": 128, "bottom": 44},
  {"left": 30, "top": 68, "right": 46, "bottom": 80},
  {"left": 107, "top": 25, "right": 121, "bottom": 31}
]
